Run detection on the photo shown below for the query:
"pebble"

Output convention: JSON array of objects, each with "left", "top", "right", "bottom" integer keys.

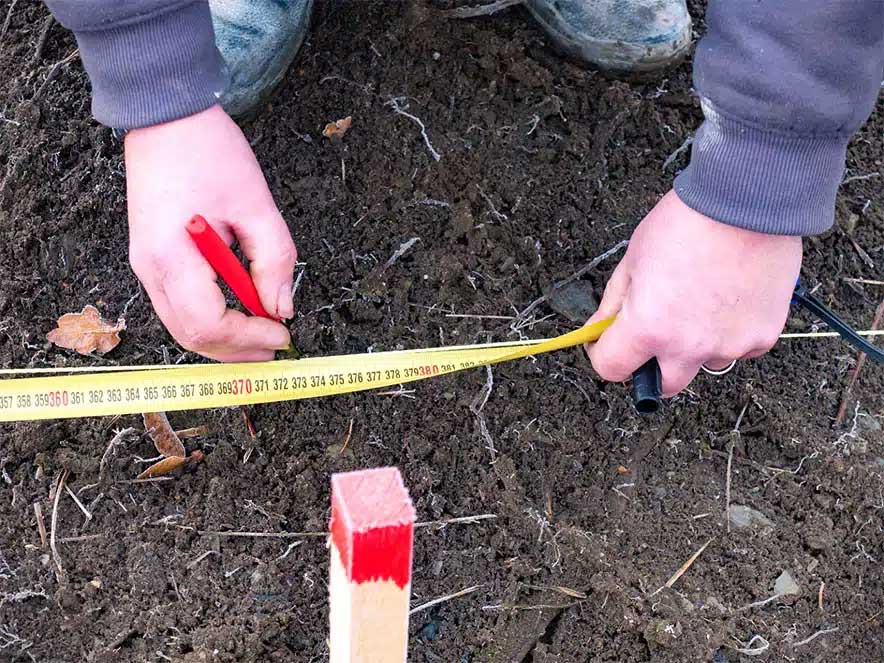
[
  {"left": 773, "top": 570, "right": 800, "bottom": 597},
  {"left": 546, "top": 281, "right": 599, "bottom": 323},
  {"left": 727, "top": 505, "right": 774, "bottom": 531}
]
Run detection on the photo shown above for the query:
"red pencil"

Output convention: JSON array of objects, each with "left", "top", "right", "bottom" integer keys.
[{"left": 185, "top": 215, "right": 277, "bottom": 320}]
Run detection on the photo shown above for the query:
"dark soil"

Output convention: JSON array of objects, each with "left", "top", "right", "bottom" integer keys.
[{"left": 1, "top": 1, "right": 882, "bottom": 662}]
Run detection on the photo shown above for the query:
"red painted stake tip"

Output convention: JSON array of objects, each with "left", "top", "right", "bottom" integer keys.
[
  {"left": 330, "top": 467, "right": 416, "bottom": 589},
  {"left": 185, "top": 214, "right": 277, "bottom": 320}
]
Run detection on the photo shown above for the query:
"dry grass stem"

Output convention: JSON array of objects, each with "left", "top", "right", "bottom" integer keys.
[
  {"left": 439, "top": 0, "right": 522, "bottom": 18},
  {"left": 49, "top": 470, "right": 69, "bottom": 580},
  {"left": 793, "top": 626, "right": 839, "bottom": 647},
  {"left": 340, "top": 419, "right": 354, "bottom": 455},
  {"left": 64, "top": 484, "right": 92, "bottom": 521},
  {"left": 410, "top": 585, "right": 482, "bottom": 615},
  {"left": 416, "top": 514, "right": 497, "bottom": 529},
  {"left": 652, "top": 538, "right": 713, "bottom": 596},
  {"left": 174, "top": 426, "right": 210, "bottom": 439},
  {"left": 33, "top": 503, "right": 47, "bottom": 548}
]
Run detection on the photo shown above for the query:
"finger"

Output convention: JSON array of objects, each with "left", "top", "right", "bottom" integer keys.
[
  {"left": 162, "top": 265, "right": 292, "bottom": 359},
  {"left": 229, "top": 214, "right": 298, "bottom": 320},
  {"left": 583, "top": 258, "right": 631, "bottom": 354},
  {"left": 587, "top": 312, "right": 655, "bottom": 383},
  {"left": 659, "top": 356, "right": 702, "bottom": 397}
]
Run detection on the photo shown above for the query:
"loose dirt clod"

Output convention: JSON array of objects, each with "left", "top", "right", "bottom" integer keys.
[{"left": 322, "top": 115, "right": 352, "bottom": 138}]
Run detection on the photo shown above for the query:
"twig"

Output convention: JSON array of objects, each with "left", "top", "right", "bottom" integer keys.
[
  {"left": 416, "top": 514, "right": 497, "bottom": 529},
  {"left": 662, "top": 134, "right": 693, "bottom": 171},
  {"left": 49, "top": 470, "right": 68, "bottom": 580},
  {"left": 193, "top": 529, "right": 325, "bottom": 539},
  {"left": 30, "top": 15, "right": 53, "bottom": 65},
  {"left": 175, "top": 426, "right": 211, "bottom": 439},
  {"left": 33, "top": 503, "right": 47, "bottom": 548},
  {"left": 33, "top": 48, "right": 79, "bottom": 102},
  {"left": 240, "top": 406, "right": 257, "bottom": 438},
  {"left": 381, "top": 237, "right": 420, "bottom": 272},
  {"left": 732, "top": 635, "right": 770, "bottom": 656},
  {"left": 115, "top": 476, "right": 174, "bottom": 485},
  {"left": 64, "top": 484, "right": 92, "bottom": 521},
  {"left": 410, "top": 585, "right": 481, "bottom": 615},
  {"left": 518, "top": 240, "right": 628, "bottom": 320},
  {"left": 445, "top": 313, "right": 516, "bottom": 320},
  {"left": 56, "top": 534, "right": 104, "bottom": 544},
  {"left": 78, "top": 427, "right": 137, "bottom": 494},
  {"left": 726, "top": 402, "right": 750, "bottom": 532},
  {"left": 735, "top": 593, "right": 783, "bottom": 613},
  {"left": 0, "top": 0, "right": 18, "bottom": 44},
  {"left": 793, "top": 626, "right": 839, "bottom": 647},
  {"left": 340, "top": 418, "right": 354, "bottom": 455},
  {"left": 385, "top": 97, "right": 441, "bottom": 161},
  {"left": 818, "top": 582, "right": 825, "bottom": 611},
  {"left": 835, "top": 299, "right": 883, "bottom": 425},
  {"left": 842, "top": 172, "right": 881, "bottom": 184},
  {"left": 186, "top": 550, "right": 219, "bottom": 570},
  {"left": 651, "top": 538, "right": 713, "bottom": 596},
  {"left": 439, "top": 0, "right": 522, "bottom": 18},
  {"left": 844, "top": 278, "right": 884, "bottom": 287},
  {"left": 470, "top": 366, "right": 497, "bottom": 460}
]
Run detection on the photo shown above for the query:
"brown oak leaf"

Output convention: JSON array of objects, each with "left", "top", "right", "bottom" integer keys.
[
  {"left": 143, "top": 412, "right": 186, "bottom": 459},
  {"left": 47, "top": 305, "right": 125, "bottom": 355},
  {"left": 322, "top": 116, "right": 352, "bottom": 138}
]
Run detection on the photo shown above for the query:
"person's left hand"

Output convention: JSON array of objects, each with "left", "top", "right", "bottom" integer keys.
[{"left": 584, "top": 190, "right": 802, "bottom": 397}]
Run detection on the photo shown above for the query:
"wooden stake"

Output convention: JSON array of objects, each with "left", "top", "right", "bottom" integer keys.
[{"left": 329, "top": 467, "right": 415, "bottom": 663}]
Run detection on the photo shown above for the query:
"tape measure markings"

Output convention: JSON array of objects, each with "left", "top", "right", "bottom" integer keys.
[{"left": 0, "top": 320, "right": 613, "bottom": 422}]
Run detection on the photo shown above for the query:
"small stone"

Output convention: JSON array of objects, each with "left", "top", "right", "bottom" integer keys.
[
  {"left": 703, "top": 596, "right": 728, "bottom": 615},
  {"left": 727, "top": 505, "right": 775, "bottom": 531},
  {"left": 773, "top": 570, "right": 800, "bottom": 597},
  {"left": 545, "top": 280, "right": 599, "bottom": 323},
  {"left": 88, "top": 578, "right": 102, "bottom": 590},
  {"left": 419, "top": 621, "right": 439, "bottom": 641}
]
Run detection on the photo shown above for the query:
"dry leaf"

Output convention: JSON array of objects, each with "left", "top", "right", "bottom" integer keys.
[
  {"left": 617, "top": 465, "right": 631, "bottom": 475},
  {"left": 143, "top": 412, "right": 186, "bottom": 458},
  {"left": 138, "top": 455, "right": 187, "bottom": 479},
  {"left": 47, "top": 305, "right": 125, "bottom": 355},
  {"left": 322, "top": 116, "right": 352, "bottom": 138}
]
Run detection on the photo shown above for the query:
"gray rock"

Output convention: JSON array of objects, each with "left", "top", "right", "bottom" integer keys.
[
  {"left": 774, "top": 570, "right": 800, "bottom": 597},
  {"left": 545, "top": 280, "right": 599, "bottom": 323},
  {"left": 728, "top": 505, "right": 775, "bottom": 531}
]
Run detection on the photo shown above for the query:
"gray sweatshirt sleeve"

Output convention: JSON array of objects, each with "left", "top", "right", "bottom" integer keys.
[
  {"left": 43, "top": 1, "right": 225, "bottom": 130},
  {"left": 674, "top": 1, "right": 884, "bottom": 235}
]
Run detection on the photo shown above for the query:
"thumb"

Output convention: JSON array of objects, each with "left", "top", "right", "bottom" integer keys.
[
  {"left": 231, "top": 212, "right": 298, "bottom": 320},
  {"left": 584, "top": 257, "right": 630, "bottom": 332}
]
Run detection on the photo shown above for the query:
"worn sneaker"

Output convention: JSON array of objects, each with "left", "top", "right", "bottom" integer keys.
[
  {"left": 209, "top": 0, "right": 314, "bottom": 116},
  {"left": 524, "top": 0, "right": 692, "bottom": 72}
]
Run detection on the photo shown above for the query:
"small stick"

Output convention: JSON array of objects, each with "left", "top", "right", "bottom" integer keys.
[
  {"left": 240, "top": 406, "right": 258, "bottom": 438},
  {"left": 116, "top": 476, "right": 174, "bottom": 485},
  {"left": 30, "top": 14, "right": 53, "bottom": 65},
  {"left": 793, "top": 626, "right": 839, "bottom": 648},
  {"left": 340, "top": 419, "right": 354, "bottom": 455},
  {"left": 725, "top": 402, "right": 749, "bottom": 533},
  {"left": 780, "top": 330, "right": 883, "bottom": 339},
  {"left": 385, "top": 97, "right": 441, "bottom": 162},
  {"left": 836, "top": 299, "right": 883, "bottom": 425},
  {"left": 734, "top": 593, "right": 783, "bottom": 613},
  {"left": 410, "top": 585, "right": 481, "bottom": 615},
  {"left": 439, "top": 0, "right": 522, "bottom": 18},
  {"left": 818, "top": 582, "right": 825, "bottom": 611},
  {"left": 175, "top": 426, "right": 211, "bottom": 439},
  {"left": 33, "top": 503, "right": 47, "bottom": 548},
  {"left": 329, "top": 467, "right": 415, "bottom": 663},
  {"left": 197, "top": 529, "right": 324, "bottom": 539},
  {"left": 844, "top": 278, "right": 884, "bottom": 286},
  {"left": 0, "top": 0, "right": 19, "bottom": 43},
  {"left": 64, "top": 484, "right": 92, "bottom": 521},
  {"left": 57, "top": 534, "right": 104, "bottom": 543},
  {"left": 416, "top": 514, "right": 497, "bottom": 528},
  {"left": 186, "top": 550, "right": 219, "bottom": 570},
  {"left": 49, "top": 470, "right": 68, "bottom": 580},
  {"left": 651, "top": 538, "right": 713, "bottom": 596}
]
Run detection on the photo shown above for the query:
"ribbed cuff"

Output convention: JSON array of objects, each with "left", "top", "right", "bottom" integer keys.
[
  {"left": 71, "top": 2, "right": 225, "bottom": 130},
  {"left": 674, "top": 100, "right": 849, "bottom": 236}
]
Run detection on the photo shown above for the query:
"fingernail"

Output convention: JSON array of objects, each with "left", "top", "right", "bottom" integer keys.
[{"left": 277, "top": 282, "right": 294, "bottom": 320}]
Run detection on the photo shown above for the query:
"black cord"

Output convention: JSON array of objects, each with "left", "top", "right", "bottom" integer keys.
[{"left": 792, "top": 286, "right": 883, "bottom": 364}]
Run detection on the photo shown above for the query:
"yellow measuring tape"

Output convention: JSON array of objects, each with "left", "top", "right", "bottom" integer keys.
[{"left": 0, "top": 319, "right": 613, "bottom": 422}]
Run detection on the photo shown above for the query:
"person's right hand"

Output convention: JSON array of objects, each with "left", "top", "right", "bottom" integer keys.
[{"left": 124, "top": 104, "right": 296, "bottom": 362}]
